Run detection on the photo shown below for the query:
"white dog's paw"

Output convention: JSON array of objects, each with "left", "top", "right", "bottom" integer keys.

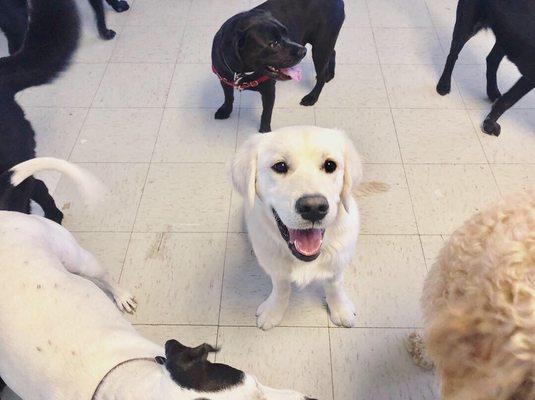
[
  {"left": 327, "top": 294, "right": 356, "bottom": 328},
  {"left": 256, "top": 299, "right": 287, "bottom": 330},
  {"left": 113, "top": 288, "right": 137, "bottom": 314}
]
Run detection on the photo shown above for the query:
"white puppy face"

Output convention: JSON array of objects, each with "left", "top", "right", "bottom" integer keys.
[{"left": 232, "top": 126, "right": 362, "bottom": 262}]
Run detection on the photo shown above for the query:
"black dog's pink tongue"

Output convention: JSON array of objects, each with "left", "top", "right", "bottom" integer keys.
[
  {"left": 280, "top": 66, "right": 302, "bottom": 81},
  {"left": 289, "top": 229, "right": 323, "bottom": 256}
]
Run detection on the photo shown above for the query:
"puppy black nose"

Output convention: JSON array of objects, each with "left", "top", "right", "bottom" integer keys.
[
  {"left": 295, "top": 195, "right": 329, "bottom": 222},
  {"left": 296, "top": 46, "right": 307, "bottom": 58}
]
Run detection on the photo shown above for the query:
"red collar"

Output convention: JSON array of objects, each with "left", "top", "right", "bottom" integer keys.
[{"left": 212, "top": 65, "right": 270, "bottom": 91}]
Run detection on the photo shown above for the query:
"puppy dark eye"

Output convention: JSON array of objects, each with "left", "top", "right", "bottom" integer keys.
[
  {"left": 272, "top": 161, "right": 288, "bottom": 174},
  {"left": 323, "top": 160, "right": 337, "bottom": 173},
  {"left": 269, "top": 41, "right": 279, "bottom": 48}
]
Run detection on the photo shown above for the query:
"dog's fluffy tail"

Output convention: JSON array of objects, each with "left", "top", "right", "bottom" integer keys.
[
  {"left": 0, "top": 0, "right": 80, "bottom": 94},
  {"left": 0, "top": 158, "right": 105, "bottom": 206}
]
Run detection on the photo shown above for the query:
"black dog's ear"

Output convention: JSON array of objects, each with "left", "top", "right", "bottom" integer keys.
[{"left": 165, "top": 340, "right": 219, "bottom": 370}]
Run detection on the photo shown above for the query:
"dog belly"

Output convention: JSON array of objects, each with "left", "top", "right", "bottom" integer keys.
[{"left": 0, "top": 255, "right": 139, "bottom": 399}]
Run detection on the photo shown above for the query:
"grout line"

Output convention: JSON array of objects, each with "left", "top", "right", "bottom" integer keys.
[
  {"left": 327, "top": 327, "right": 336, "bottom": 400},
  {"left": 132, "top": 323, "right": 425, "bottom": 330}
]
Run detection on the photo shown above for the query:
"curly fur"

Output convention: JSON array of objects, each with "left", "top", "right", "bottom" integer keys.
[{"left": 420, "top": 190, "right": 535, "bottom": 400}]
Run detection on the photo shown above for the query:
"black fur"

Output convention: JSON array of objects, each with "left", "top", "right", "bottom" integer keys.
[
  {"left": 163, "top": 340, "right": 245, "bottom": 392},
  {"left": 0, "top": 0, "right": 80, "bottom": 222},
  {"left": 437, "top": 0, "right": 535, "bottom": 136},
  {"left": 212, "top": 0, "right": 345, "bottom": 132}
]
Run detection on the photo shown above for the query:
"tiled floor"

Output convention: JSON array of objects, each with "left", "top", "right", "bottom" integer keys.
[{"left": 2, "top": 0, "right": 535, "bottom": 399}]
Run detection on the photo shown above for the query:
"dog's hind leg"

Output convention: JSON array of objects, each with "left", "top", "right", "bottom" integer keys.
[
  {"left": 105, "top": 0, "right": 129, "bottom": 13},
  {"left": 325, "top": 50, "right": 336, "bottom": 83},
  {"left": 214, "top": 82, "right": 235, "bottom": 120},
  {"left": 31, "top": 178, "right": 63, "bottom": 224},
  {"left": 482, "top": 76, "right": 535, "bottom": 136},
  {"left": 437, "top": 0, "right": 482, "bottom": 95},
  {"left": 486, "top": 43, "right": 505, "bottom": 102},
  {"left": 88, "top": 0, "right": 116, "bottom": 40},
  {"left": 259, "top": 81, "right": 276, "bottom": 133}
]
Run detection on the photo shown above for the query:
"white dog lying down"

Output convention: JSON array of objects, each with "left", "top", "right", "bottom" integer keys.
[
  {"left": 232, "top": 126, "right": 362, "bottom": 330},
  {"left": 0, "top": 158, "right": 316, "bottom": 400},
  {"left": 409, "top": 190, "right": 535, "bottom": 400}
]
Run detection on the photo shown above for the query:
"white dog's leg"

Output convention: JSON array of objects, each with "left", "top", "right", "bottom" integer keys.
[
  {"left": 256, "top": 277, "right": 291, "bottom": 330},
  {"left": 324, "top": 274, "right": 356, "bottom": 327}
]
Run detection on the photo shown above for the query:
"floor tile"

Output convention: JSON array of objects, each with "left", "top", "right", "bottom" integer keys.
[
  {"left": 228, "top": 190, "right": 246, "bottom": 233},
  {"left": 425, "top": 0, "right": 457, "bottom": 27},
  {"left": 70, "top": 108, "right": 163, "bottom": 162},
  {"left": 405, "top": 164, "right": 500, "bottom": 234},
  {"left": 74, "top": 26, "right": 122, "bottom": 64},
  {"left": 419, "top": 235, "right": 445, "bottom": 270},
  {"left": 358, "top": 164, "right": 417, "bottom": 234},
  {"left": 217, "top": 327, "right": 332, "bottom": 400},
  {"left": 74, "top": 232, "right": 131, "bottom": 281},
  {"left": 152, "top": 108, "right": 237, "bottom": 162},
  {"left": 94, "top": 63, "right": 174, "bottom": 107},
  {"left": 126, "top": 0, "right": 191, "bottom": 26},
  {"left": 368, "top": 0, "right": 433, "bottom": 28},
  {"left": 177, "top": 25, "right": 218, "bottom": 63},
  {"left": 382, "top": 64, "right": 463, "bottom": 108},
  {"left": 469, "top": 109, "right": 535, "bottom": 164},
  {"left": 134, "top": 163, "right": 232, "bottom": 232},
  {"left": 166, "top": 64, "right": 224, "bottom": 108},
  {"left": 28, "top": 107, "right": 88, "bottom": 159},
  {"left": 111, "top": 25, "right": 183, "bottom": 63},
  {"left": 315, "top": 108, "right": 401, "bottom": 163},
  {"left": 336, "top": 27, "right": 379, "bottom": 64},
  {"left": 374, "top": 28, "right": 443, "bottom": 65},
  {"left": 187, "top": 0, "right": 249, "bottom": 26},
  {"left": 341, "top": 235, "right": 427, "bottom": 328},
  {"left": 122, "top": 232, "right": 226, "bottom": 324},
  {"left": 392, "top": 108, "right": 486, "bottom": 163},
  {"left": 18, "top": 63, "right": 106, "bottom": 108},
  {"left": 344, "top": 0, "right": 371, "bottom": 28},
  {"left": 491, "top": 164, "right": 535, "bottom": 195},
  {"left": 54, "top": 163, "right": 149, "bottom": 232},
  {"left": 220, "top": 233, "right": 329, "bottom": 327},
  {"left": 135, "top": 325, "right": 218, "bottom": 349},
  {"left": 331, "top": 328, "right": 438, "bottom": 400}
]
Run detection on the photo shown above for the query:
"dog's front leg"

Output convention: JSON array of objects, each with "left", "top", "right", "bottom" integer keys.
[
  {"left": 324, "top": 274, "right": 356, "bottom": 328},
  {"left": 259, "top": 82, "right": 276, "bottom": 133},
  {"left": 256, "top": 276, "right": 291, "bottom": 330},
  {"left": 215, "top": 82, "right": 235, "bottom": 120}
]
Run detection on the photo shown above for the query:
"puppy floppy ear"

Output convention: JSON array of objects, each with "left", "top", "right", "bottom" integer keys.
[
  {"left": 340, "top": 133, "right": 363, "bottom": 213},
  {"left": 231, "top": 135, "right": 259, "bottom": 210},
  {"left": 164, "top": 340, "right": 219, "bottom": 370}
]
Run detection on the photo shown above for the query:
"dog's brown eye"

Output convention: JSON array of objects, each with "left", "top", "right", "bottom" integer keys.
[
  {"left": 269, "top": 41, "right": 279, "bottom": 48},
  {"left": 272, "top": 161, "right": 288, "bottom": 174},
  {"left": 324, "top": 160, "right": 337, "bottom": 173}
]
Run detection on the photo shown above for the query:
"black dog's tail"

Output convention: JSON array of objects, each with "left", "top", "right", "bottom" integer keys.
[{"left": 0, "top": 0, "right": 80, "bottom": 94}]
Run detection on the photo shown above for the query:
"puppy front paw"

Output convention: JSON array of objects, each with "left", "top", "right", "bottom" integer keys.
[
  {"left": 113, "top": 288, "right": 137, "bottom": 314},
  {"left": 256, "top": 298, "right": 287, "bottom": 330},
  {"left": 327, "top": 293, "right": 356, "bottom": 328},
  {"left": 482, "top": 117, "right": 501, "bottom": 136}
]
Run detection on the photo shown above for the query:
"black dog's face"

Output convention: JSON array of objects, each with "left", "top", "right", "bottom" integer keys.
[{"left": 236, "top": 13, "right": 306, "bottom": 80}]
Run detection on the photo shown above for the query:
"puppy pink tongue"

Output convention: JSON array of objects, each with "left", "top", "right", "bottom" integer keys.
[
  {"left": 289, "top": 228, "right": 323, "bottom": 256},
  {"left": 280, "top": 66, "right": 302, "bottom": 81}
]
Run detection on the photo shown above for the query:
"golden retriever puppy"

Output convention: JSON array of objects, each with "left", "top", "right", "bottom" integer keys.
[{"left": 410, "top": 190, "right": 535, "bottom": 400}]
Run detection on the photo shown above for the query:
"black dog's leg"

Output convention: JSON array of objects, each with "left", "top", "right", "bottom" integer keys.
[
  {"left": 31, "top": 178, "right": 63, "bottom": 224},
  {"left": 259, "top": 82, "right": 276, "bottom": 133},
  {"left": 0, "top": 0, "right": 28, "bottom": 54},
  {"left": 88, "top": 0, "right": 116, "bottom": 40},
  {"left": 301, "top": 41, "right": 336, "bottom": 106},
  {"left": 437, "top": 0, "right": 480, "bottom": 95},
  {"left": 486, "top": 43, "right": 505, "bottom": 102},
  {"left": 325, "top": 50, "right": 336, "bottom": 83},
  {"left": 105, "top": 0, "right": 129, "bottom": 12},
  {"left": 214, "top": 82, "right": 235, "bottom": 120},
  {"left": 482, "top": 76, "right": 535, "bottom": 136}
]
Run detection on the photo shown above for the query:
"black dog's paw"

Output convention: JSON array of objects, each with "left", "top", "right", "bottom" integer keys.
[
  {"left": 259, "top": 124, "right": 271, "bottom": 133},
  {"left": 100, "top": 29, "right": 117, "bottom": 40},
  {"left": 436, "top": 80, "right": 451, "bottom": 96},
  {"left": 487, "top": 88, "right": 502, "bottom": 103},
  {"left": 300, "top": 93, "right": 318, "bottom": 106},
  {"left": 482, "top": 118, "right": 501, "bottom": 137},
  {"left": 112, "top": 0, "right": 130, "bottom": 12},
  {"left": 215, "top": 106, "right": 232, "bottom": 120},
  {"left": 48, "top": 210, "right": 64, "bottom": 225}
]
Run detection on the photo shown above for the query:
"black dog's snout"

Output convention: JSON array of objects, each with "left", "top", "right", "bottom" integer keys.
[
  {"left": 295, "top": 46, "right": 307, "bottom": 58},
  {"left": 296, "top": 195, "right": 329, "bottom": 222}
]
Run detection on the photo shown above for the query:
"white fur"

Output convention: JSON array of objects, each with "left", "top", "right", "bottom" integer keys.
[{"left": 232, "top": 126, "right": 362, "bottom": 330}]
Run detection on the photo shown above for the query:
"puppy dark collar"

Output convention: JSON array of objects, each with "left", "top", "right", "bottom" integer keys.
[{"left": 212, "top": 65, "right": 270, "bottom": 91}]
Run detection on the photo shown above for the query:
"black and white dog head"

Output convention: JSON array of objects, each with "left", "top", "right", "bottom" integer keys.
[
  {"left": 229, "top": 10, "right": 306, "bottom": 80},
  {"left": 162, "top": 340, "right": 316, "bottom": 399}
]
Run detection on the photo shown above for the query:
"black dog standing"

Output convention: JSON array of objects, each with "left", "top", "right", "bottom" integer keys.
[
  {"left": 437, "top": 0, "right": 535, "bottom": 136},
  {"left": 212, "top": 0, "right": 345, "bottom": 133}
]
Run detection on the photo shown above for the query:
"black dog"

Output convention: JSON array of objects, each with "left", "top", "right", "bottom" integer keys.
[
  {"left": 212, "top": 0, "right": 345, "bottom": 133},
  {"left": 0, "top": 0, "right": 80, "bottom": 223},
  {"left": 437, "top": 0, "right": 535, "bottom": 136},
  {"left": 88, "top": 0, "right": 130, "bottom": 40}
]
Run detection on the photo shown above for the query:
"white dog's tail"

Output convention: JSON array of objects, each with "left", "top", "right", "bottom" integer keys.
[{"left": 1, "top": 157, "right": 105, "bottom": 205}]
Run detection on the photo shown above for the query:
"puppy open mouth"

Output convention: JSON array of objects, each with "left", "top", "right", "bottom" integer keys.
[
  {"left": 272, "top": 209, "right": 324, "bottom": 262},
  {"left": 266, "top": 65, "right": 302, "bottom": 81}
]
